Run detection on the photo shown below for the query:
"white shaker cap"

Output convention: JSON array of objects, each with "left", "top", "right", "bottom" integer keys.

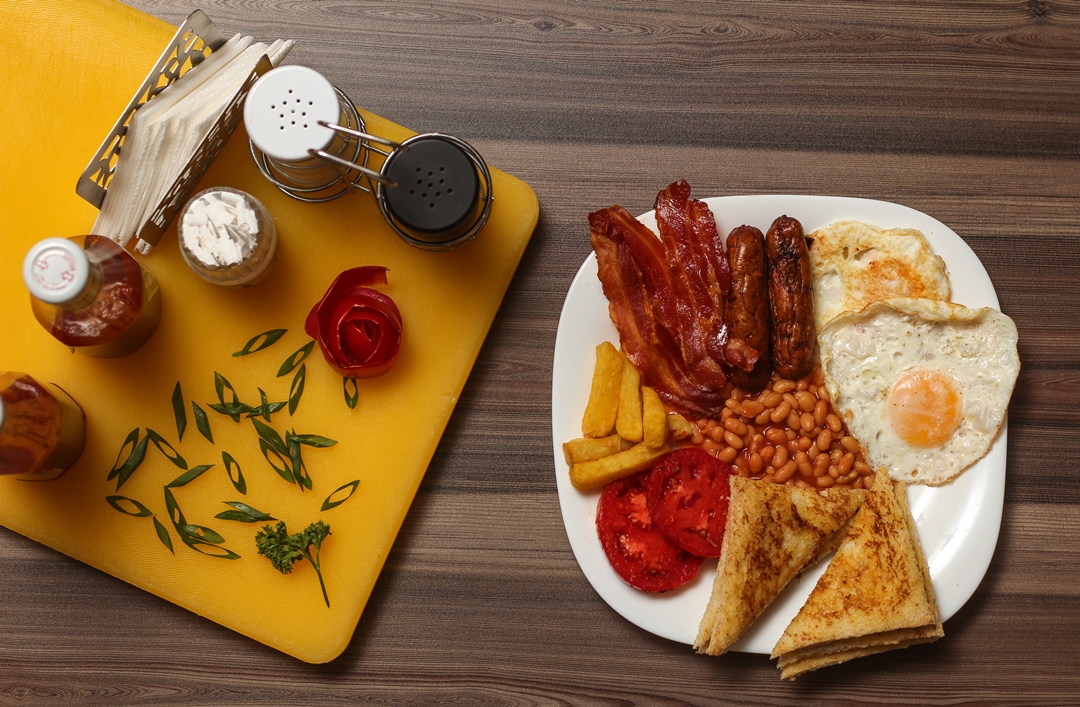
[
  {"left": 23, "top": 238, "right": 90, "bottom": 305},
  {"left": 244, "top": 66, "right": 341, "bottom": 162}
]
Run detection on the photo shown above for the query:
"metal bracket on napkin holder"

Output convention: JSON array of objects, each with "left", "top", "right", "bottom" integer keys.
[{"left": 76, "top": 11, "right": 272, "bottom": 254}]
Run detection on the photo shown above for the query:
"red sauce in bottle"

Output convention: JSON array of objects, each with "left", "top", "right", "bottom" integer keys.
[
  {"left": 0, "top": 372, "right": 86, "bottom": 480},
  {"left": 25, "top": 236, "right": 162, "bottom": 358}
]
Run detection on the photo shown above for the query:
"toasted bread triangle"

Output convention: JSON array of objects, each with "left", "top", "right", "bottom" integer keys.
[
  {"left": 771, "top": 470, "right": 943, "bottom": 679},
  {"left": 694, "top": 476, "right": 866, "bottom": 656}
]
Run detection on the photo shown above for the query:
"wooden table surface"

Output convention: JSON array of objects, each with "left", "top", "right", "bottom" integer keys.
[{"left": 3, "top": 1, "right": 1078, "bottom": 704}]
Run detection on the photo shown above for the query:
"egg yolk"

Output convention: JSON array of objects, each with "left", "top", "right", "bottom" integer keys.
[{"left": 887, "top": 368, "right": 963, "bottom": 448}]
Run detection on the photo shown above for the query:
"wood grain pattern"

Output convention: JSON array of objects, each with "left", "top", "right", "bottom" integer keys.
[{"left": 2, "top": 0, "right": 1079, "bottom": 704}]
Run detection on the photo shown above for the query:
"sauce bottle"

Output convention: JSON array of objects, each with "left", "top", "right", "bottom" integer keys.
[
  {"left": 0, "top": 372, "right": 86, "bottom": 480},
  {"left": 23, "top": 236, "right": 162, "bottom": 358}
]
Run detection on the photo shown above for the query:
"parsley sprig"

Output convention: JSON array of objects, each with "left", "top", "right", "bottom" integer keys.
[{"left": 255, "top": 520, "right": 332, "bottom": 607}]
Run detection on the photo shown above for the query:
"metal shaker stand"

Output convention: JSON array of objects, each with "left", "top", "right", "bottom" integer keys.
[{"left": 245, "top": 67, "right": 493, "bottom": 251}]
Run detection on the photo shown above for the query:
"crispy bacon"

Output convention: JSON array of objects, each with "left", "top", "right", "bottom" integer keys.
[
  {"left": 590, "top": 206, "right": 722, "bottom": 416},
  {"left": 655, "top": 182, "right": 730, "bottom": 388},
  {"left": 589, "top": 181, "right": 760, "bottom": 416}
]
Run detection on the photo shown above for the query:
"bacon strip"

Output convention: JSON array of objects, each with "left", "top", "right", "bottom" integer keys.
[
  {"left": 686, "top": 197, "right": 734, "bottom": 367},
  {"left": 589, "top": 181, "right": 760, "bottom": 416},
  {"left": 589, "top": 206, "right": 722, "bottom": 416},
  {"left": 655, "top": 182, "right": 728, "bottom": 388}
]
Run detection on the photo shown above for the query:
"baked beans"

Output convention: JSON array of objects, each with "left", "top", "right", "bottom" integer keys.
[
  {"left": 724, "top": 418, "right": 748, "bottom": 436},
  {"left": 740, "top": 400, "right": 764, "bottom": 417},
  {"left": 770, "top": 401, "right": 792, "bottom": 424},
  {"left": 682, "top": 368, "right": 873, "bottom": 491}
]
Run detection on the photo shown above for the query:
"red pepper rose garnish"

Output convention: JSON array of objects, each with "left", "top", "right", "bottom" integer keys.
[{"left": 305, "top": 266, "right": 402, "bottom": 378}]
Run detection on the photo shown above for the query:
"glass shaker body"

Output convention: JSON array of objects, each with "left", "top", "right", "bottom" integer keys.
[
  {"left": 0, "top": 372, "right": 86, "bottom": 480},
  {"left": 24, "top": 236, "right": 162, "bottom": 358}
]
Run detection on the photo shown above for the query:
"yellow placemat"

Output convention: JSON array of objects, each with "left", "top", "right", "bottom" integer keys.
[{"left": 0, "top": 0, "right": 537, "bottom": 663}]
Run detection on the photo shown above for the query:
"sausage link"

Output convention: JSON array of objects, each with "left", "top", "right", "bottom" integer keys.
[
  {"left": 724, "top": 225, "right": 771, "bottom": 391},
  {"left": 766, "top": 215, "right": 815, "bottom": 378}
]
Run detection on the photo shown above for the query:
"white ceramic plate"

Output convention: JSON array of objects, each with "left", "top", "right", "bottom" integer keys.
[{"left": 551, "top": 195, "right": 1006, "bottom": 654}]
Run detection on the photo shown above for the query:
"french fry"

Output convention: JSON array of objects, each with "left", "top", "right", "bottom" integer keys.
[
  {"left": 641, "top": 386, "right": 667, "bottom": 449},
  {"left": 562, "top": 434, "right": 634, "bottom": 465},
  {"left": 581, "top": 342, "right": 623, "bottom": 437},
  {"left": 667, "top": 412, "right": 694, "bottom": 440},
  {"left": 615, "top": 357, "right": 643, "bottom": 442},
  {"left": 569, "top": 442, "right": 669, "bottom": 491}
]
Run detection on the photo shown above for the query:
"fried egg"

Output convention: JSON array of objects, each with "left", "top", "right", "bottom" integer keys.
[
  {"left": 809, "top": 221, "right": 951, "bottom": 330},
  {"left": 819, "top": 298, "right": 1019, "bottom": 486}
]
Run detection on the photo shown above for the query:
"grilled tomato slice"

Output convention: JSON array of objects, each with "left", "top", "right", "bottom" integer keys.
[
  {"left": 645, "top": 447, "right": 732, "bottom": 558},
  {"left": 596, "top": 471, "right": 701, "bottom": 592}
]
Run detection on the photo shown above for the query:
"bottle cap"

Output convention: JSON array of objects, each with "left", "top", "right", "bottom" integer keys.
[
  {"left": 244, "top": 66, "right": 341, "bottom": 162},
  {"left": 23, "top": 238, "right": 90, "bottom": 304},
  {"left": 381, "top": 135, "right": 480, "bottom": 236}
]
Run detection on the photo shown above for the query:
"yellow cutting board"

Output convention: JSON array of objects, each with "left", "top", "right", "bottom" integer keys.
[{"left": 0, "top": 0, "right": 537, "bottom": 663}]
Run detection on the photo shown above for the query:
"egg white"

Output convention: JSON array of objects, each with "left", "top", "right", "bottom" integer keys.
[
  {"left": 818, "top": 298, "right": 1019, "bottom": 486},
  {"left": 808, "top": 221, "right": 951, "bottom": 331}
]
